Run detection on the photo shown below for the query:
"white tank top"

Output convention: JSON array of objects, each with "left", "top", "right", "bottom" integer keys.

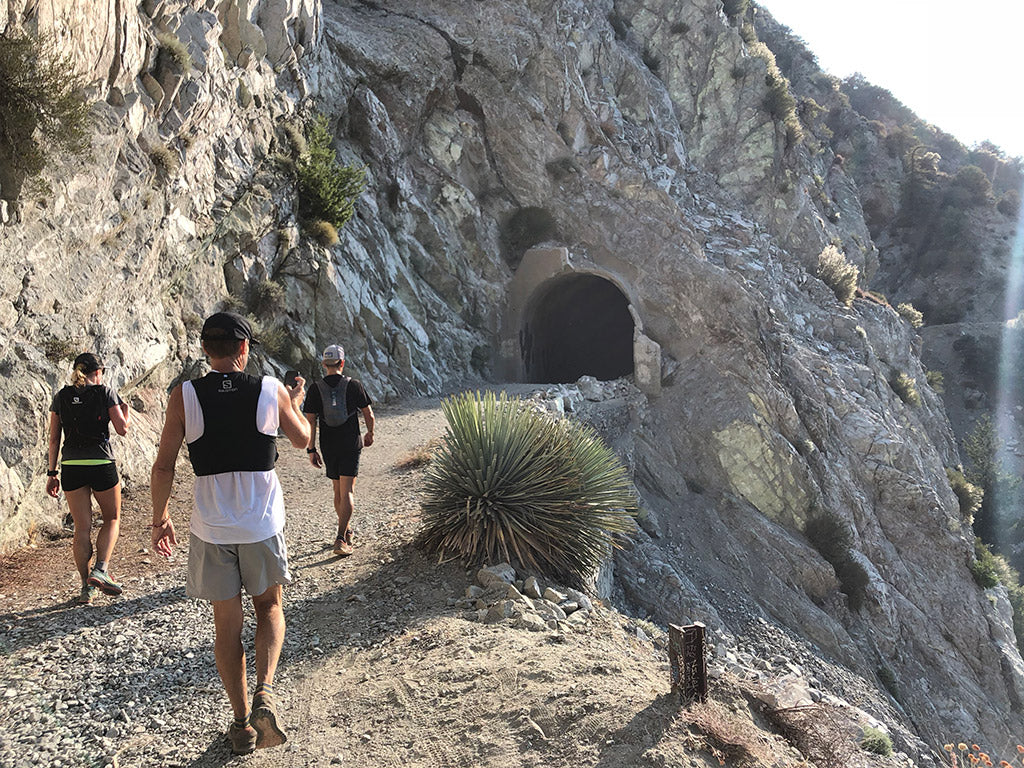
[{"left": 182, "top": 375, "right": 284, "bottom": 545}]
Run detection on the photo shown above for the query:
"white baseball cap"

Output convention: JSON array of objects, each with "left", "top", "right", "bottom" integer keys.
[{"left": 322, "top": 344, "right": 345, "bottom": 364}]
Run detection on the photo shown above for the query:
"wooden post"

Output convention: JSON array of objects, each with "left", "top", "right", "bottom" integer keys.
[{"left": 669, "top": 622, "right": 707, "bottom": 703}]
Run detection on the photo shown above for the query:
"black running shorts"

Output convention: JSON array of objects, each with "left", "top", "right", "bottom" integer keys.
[
  {"left": 61, "top": 462, "right": 119, "bottom": 492},
  {"left": 323, "top": 449, "right": 360, "bottom": 480}
]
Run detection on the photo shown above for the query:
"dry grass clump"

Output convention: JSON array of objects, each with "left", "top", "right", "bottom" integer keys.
[
  {"left": 686, "top": 700, "right": 773, "bottom": 766},
  {"left": 395, "top": 437, "right": 443, "bottom": 471},
  {"left": 896, "top": 302, "right": 924, "bottom": 328},
  {"left": 890, "top": 372, "right": 921, "bottom": 407},
  {"left": 308, "top": 219, "right": 339, "bottom": 247},
  {"left": 149, "top": 143, "right": 178, "bottom": 174},
  {"left": 816, "top": 245, "right": 859, "bottom": 306}
]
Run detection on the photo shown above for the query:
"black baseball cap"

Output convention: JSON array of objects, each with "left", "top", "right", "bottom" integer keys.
[
  {"left": 73, "top": 352, "right": 103, "bottom": 373},
  {"left": 200, "top": 312, "right": 256, "bottom": 342}
]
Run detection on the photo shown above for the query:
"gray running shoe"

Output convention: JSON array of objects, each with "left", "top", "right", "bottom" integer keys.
[
  {"left": 228, "top": 721, "right": 257, "bottom": 755},
  {"left": 87, "top": 568, "right": 123, "bottom": 596},
  {"left": 251, "top": 690, "right": 287, "bottom": 748},
  {"left": 75, "top": 584, "right": 97, "bottom": 605}
]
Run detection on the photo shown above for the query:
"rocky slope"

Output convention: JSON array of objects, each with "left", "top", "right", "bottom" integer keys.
[{"left": 2, "top": 0, "right": 1023, "bottom": 754}]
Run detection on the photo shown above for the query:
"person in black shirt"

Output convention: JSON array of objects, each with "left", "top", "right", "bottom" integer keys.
[
  {"left": 303, "top": 344, "right": 374, "bottom": 556},
  {"left": 46, "top": 352, "right": 130, "bottom": 604}
]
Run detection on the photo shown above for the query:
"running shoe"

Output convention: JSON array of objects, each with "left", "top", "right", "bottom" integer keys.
[
  {"left": 87, "top": 568, "right": 123, "bottom": 596},
  {"left": 228, "top": 720, "right": 257, "bottom": 755},
  {"left": 251, "top": 687, "right": 287, "bottom": 748},
  {"left": 75, "top": 584, "right": 97, "bottom": 605}
]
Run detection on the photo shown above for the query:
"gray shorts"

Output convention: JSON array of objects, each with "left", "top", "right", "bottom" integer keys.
[{"left": 186, "top": 532, "right": 292, "bottom": 602}]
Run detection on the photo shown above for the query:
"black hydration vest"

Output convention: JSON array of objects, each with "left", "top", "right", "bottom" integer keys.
[
  {"left": 186, "top": 372, "right": 277, "bottom": 476},
  {"left": 58, "top": 385, "right": 110, "bottom": 449}
]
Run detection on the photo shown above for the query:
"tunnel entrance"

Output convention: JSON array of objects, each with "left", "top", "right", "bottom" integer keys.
[{"left": 521, "top": 274, "right": 635, "bottom": 383}]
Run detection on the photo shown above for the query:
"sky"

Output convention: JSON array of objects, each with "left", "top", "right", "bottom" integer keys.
[{"left": 755, "top": 0, "right": 1024, "bottom": 159}]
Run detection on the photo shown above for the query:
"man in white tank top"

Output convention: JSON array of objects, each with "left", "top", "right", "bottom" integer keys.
[{"left": 149, "top": 312, "right": 310, "bottom": 754}]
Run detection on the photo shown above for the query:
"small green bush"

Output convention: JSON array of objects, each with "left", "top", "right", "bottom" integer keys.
[
  {"left": 896, "top": 302, "right": 924, "bottom": 328},
  {"left": 877, "top": 666, "right": 900, "bottom": 701},
  {"left": 419, "top": 391, "right": 638, "bottom": 581},
  {"left": 948, "top": 164, "right": 993, "bottom": 207},
  {"left": 997, "top": 189, "right": 1020, "bottom": 218},
  {"left": 891, "top": 372, "right": 921, "bottom": 407},
  {"left": 925, "top": 370, "right": 945, "bottom": 393},
  {"left": 971, "top": 538, "right": 1001, "bottom": 588},
  {"left": 947, "top": 468, "right": 983, "bottom": 520},
  {"left": 0, "top": 33, "right": 90, "bottom": 189},
  {"left": 804, "top": 513, "right": 870, "bottom": 610},
  {"left": 859, "top": 726, "right": 892, "bottom": 756},
  {"left": 295, "top": 114, "right": 366, "bottom": 230},
  {"left": 307, "top": 218, "right": 339, "bottom": 247},
  {"left": 816, "top": 245, "right": 859, "bottom": 306},
  {"left": 156, "top": 32, "right": 192, "bottom": 72}
]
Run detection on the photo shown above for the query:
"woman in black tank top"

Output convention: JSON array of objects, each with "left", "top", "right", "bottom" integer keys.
[{"left": 46, "top": 353, "right": 131, "bottom": 605}]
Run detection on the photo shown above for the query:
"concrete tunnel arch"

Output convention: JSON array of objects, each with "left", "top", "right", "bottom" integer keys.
[
  {"left": 500, "top": 247, "right": 662, "bottom": 394},
  {"left": 521, "top": 273, "right": 634, "bottom": 383}
]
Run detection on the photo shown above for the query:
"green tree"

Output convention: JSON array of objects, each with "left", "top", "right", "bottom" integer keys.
[
  {"left": 0, "top": 33, "right": 90, "bottom": 198},
  {"left": 295, "top": 114, "right": 366, "bottom": 230}
]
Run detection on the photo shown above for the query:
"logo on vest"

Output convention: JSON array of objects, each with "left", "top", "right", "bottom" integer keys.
[
  {"left": 72, "top": 396, "right": 81, "bottom": 404},
  {"left": 220, "top": 379, "right": 235, "bottom": 392}
]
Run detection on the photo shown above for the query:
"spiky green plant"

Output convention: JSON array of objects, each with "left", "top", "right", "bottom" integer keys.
[{"left": 419, "top": 391, "right": 638, "bottom": 581}]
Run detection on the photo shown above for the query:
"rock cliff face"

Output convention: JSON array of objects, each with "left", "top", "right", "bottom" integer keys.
[{"left": 2, "top": 0, "right": 1022, "bottom": 754}]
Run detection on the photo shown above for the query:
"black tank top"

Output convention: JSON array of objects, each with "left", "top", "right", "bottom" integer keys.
[{"left": 186, "top": 372, "right": 277, "bottom": 476}]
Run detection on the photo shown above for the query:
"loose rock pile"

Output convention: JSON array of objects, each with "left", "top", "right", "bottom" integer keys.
[{"left": 452, "top": 564, "right": 602, "bottom": 633}]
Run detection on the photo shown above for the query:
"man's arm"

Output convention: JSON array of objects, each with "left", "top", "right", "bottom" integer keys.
[
  {"left": 151, "top": 385, "right": 185, "bottom": 557},
  {"left": 304, "top": 413, "right": 323, "bottom": 467},
  {"left": 278, "top": 377, "right": 311, "bottom": 449},
  {"left": 361, "top": 405, "right": 375, "bottom": 447}
]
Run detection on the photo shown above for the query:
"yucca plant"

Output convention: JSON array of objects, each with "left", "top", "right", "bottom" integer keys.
[{"left": 419, "top": 391, "right": 637, "bottom": 581}]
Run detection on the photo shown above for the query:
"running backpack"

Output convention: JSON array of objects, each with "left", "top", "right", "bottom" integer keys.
[
  {"left": 315, "top": 377, "right": 359, "bottom": 427},
  {"left": 58, "top": 386, "right": 109, "bottom": 448}
]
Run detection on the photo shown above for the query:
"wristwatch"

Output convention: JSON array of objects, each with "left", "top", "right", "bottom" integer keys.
[{"left": 306, "top": 448, "right": 317, "bottom": 453}]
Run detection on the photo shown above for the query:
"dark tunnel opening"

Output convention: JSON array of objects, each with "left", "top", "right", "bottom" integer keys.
[{"left": 520, "top": 274, "right": 635, "bottom": 383}]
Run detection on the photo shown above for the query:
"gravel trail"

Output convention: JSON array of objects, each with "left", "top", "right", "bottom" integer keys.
[{"left": 0, "top": 397, "right": 450, "bottom": 768}]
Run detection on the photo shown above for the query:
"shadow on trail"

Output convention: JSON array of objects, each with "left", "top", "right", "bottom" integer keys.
[
  {"left": 289, "top": 542, "right": 347, "bottom": 573},
  {"left": 0, "top": 586, "right": 188, "bottom": 655},
  {"left": 592, "top": 693, "right": 684, "bottom": 768}
]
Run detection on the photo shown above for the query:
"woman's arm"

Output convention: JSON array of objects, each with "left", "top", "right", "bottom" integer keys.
[
  {"left": 109, "top": 401, "right": 129, "bottom": 436},
  {"left": 46, "top": 412, "right": 61, "bottom": 498}
]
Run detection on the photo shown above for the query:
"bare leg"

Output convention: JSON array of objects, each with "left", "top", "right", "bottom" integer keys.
[
  {"left": 91, "top": 483, "right": 121, "bottom": 567},
  {"left": 251, "top": 584, "right": 285, "bottom": 686},
  {"left": 65, "top": 488, "right": 94, "bottom": 584},
  {"left": 212, "top": 594, "right": 248, "bottom": 720},
  {"left": 332, "top": 476, "right": 356, "bottom": 538}
]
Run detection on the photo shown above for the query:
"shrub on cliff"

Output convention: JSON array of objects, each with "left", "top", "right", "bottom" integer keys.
[
  {"left": 890, "top": 372, "right": 921, "bottom": 407},
  {"left": 896, "top": 302, "right": 924, "bottom": 328},
  {"left": 947, "top": 468, "right": 983, "bottom": 521},
  {"left": 296, "top": 114, "right": 366, "bottom": 231},
  {"left": 419, "top": 391, "right": 637, "bottom": 581},
  {"left": 948, "top": 164, "right": 993, "bottom": 207},
  {"left": 815, "top": 245, "right": 858, "bottom": 306},
  {"left": 0, "top": 32, "right": 90, "bottom": 189}
]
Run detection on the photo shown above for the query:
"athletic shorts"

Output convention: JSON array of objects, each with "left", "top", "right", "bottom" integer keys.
[
  {"left": 61, "top": 463, "right": 119, "bottom": 493},
  {"left": 186, "top": 532, "right": 292, "bottom": 602},
  {"left": 323, "top": 448, "right": 360, "bottom": 480}
]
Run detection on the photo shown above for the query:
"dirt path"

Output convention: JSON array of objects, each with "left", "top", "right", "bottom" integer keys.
[{"left": 0, "top": 392, "right": 755, "bottom": 768}]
